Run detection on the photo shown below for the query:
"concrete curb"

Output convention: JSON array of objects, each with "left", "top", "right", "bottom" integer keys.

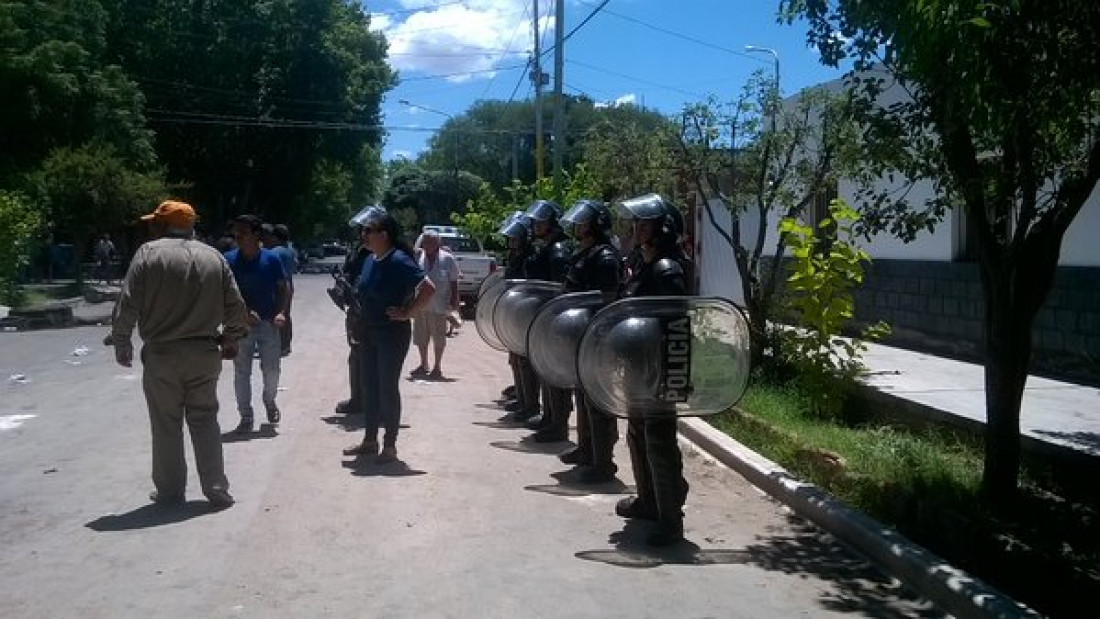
[{"left": 678, "top": 417, "right": 1041, "bottom": 619}]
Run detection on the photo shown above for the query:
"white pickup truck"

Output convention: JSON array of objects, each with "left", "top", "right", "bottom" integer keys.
[{"left": 420, "top": 225, "right": 497, "bottom": 317}]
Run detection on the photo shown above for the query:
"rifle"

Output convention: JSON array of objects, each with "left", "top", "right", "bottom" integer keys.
[{"left": 327, "top": 267, "right": 358, "bottom": 314}]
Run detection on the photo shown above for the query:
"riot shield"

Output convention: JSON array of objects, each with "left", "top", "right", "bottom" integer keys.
[
  {"left": 474, "top": 277, "right": 515, "bottom": 352},
  {"left": 527, "top": 292, "right": 605, "bottom": 389},
  {"left": 491, "top": 281, "right": 563, "bottom": 356},
  {"left": 477, "top": 269, "right": 505, "bottom": 301},
  {"left": 577, "top": 297, "right": 751, "bottom": 418}
]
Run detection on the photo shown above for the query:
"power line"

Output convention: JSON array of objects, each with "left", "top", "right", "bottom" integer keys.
[
  {"left": 479, "top": 2, "right": 532, "bottom": 100},
  {"left": 541, "top": 0, "right": 612, "bottom": 59},
  {"left": 575, "top": 0, "right": 762, "bottom": 62},
  {"left": 567, "top": 58, "right": 711, "bottom": 100}
]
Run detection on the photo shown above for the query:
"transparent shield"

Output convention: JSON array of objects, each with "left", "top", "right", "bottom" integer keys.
[
  {"left": 577, "top": 297, "right": 751, "bottom": 418},
  {"left": 492, "top": 281, "right": 564, "bottom": 356},
  {"left": 474, "top": 277, "right": 515, "bottom": 352},
  {"left": 477, "top": 270, "right": 504, "bottom": 301},
  {"left": 527, "top": 292, "right": 604, "bottom": 389}
]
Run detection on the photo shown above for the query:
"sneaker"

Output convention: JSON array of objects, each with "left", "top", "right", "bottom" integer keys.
[
  {"left": 409, "top": 366, "right": 430, "bottom": 379},
  {"left": 343, "top": 439, "right": 379, "bottom": 457},
  {"left": 266, "top": 408, "right": 281, "bottom": 424},
  {"left": 615, "top": 497, "right": 658, "bottom": 521},
  {"left": 334, "top": 399, "right": 351, "bottom": 415},
  {"left": 232, "top": 418, "right": 254, "bottom": 434},
  {"left": 557, "top": 447, "right": 588, "bottom": 464},
  {"left": 149, "top": 490, "right": 185, "bottom": 505},
  {"left": 428, "top": 369, "right": 443, "bottom": 380},
  {"left": 205, "top": 488, "right": 235, "bottom": 510},
  {"left": 375, "top": 445, "right": 398, "bottom": 464}
]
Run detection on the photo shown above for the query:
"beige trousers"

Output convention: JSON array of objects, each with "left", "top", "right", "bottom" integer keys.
[{"left": 141, "top": 340, "right": 229, "bottom": 498}]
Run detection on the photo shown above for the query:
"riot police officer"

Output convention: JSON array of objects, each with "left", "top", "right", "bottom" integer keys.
[
  {"left": 522, "top": 200, "right": 574, "bottom": 442},
  {"left": 333, "top": 208, "right": 373, "bottom": 416},
  {"left": 497, "top": 211, "right": 539, "bottom": 422},
  {"left": 614, "top": 193, "right": 694, "bottom": 545},
  {"left": 558, "top": 199, "right": 622, "bottom": 483}
]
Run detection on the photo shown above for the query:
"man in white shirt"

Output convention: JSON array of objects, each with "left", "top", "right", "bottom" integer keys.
[{"left": 410, "top": 231, "right": 460, "bottom": 380}]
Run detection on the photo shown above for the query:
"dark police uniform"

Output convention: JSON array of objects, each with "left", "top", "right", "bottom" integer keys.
[
  {"left": 504, "top": 243, "right": 539, "bottom": 420},
  {"left": 341, "top": 244, "right": 370, "bottom": 415},
  {"left": 618, "top": 249, "right": 693, "bottom": 542},
  {"left": 526, "top": 230, "right": 574, "bottom": 440},
  {"left": 561, "top": 238, "right": 622, "bottom": 479}
]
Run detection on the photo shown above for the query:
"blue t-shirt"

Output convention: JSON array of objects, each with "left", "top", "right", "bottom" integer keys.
[
  {"left": 272, "top": 246, "right": 297, "bottom": 282},
  {"left": 355, "top": 248, "right": 425, "bottom": 327},
  {"left": 225, "top": 248, "right": 286, "bottom": 320}
]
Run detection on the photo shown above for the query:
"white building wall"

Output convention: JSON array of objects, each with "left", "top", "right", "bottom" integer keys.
[
  {"left": 838, "top": 178, "right": 956, "bottom": 261},
  {"left": 1060, "top": 184, "right": 1100, "bottom": 267}
]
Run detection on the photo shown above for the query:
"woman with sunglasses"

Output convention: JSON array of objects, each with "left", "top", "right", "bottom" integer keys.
[{"left": 342, "top": 207, "right": 436, "bottom": 463}]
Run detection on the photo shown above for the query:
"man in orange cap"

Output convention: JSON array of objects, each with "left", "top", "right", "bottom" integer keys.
[{"left": 107, "top": 200, "right": 249, "bottom": 509}]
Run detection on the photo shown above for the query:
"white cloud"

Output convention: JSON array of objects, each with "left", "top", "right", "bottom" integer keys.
[
  {"left": 594, "top": 93, "right": 638, "bottom": 109},
  {"left": 374, "top": 0, "right": 553, "bottom": 83}
]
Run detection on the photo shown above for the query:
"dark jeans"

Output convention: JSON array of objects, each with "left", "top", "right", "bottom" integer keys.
[
  {"left": 358, "top": 323, "right": 412, "bottom": 446},
  {"left": 575, "top": 392, "right": 618, "bottom": 468}
]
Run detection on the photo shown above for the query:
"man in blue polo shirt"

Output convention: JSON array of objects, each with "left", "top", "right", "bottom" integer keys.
[{"left": 225, "top": 214, "right": 290, "bottom": 434}]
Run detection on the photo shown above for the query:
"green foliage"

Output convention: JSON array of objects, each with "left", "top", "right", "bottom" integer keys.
[
  {"left": 779, "top": 199, "right": 888, "bottom": 417},
  {"left": 677, "top": 79, "right": 865, "bottom": 368},
  {"left": 580, "top": 112, "right": 680, "bottom": 202},
  {"left": 782, "top": 0, "right": 1100, "bottom": 499},
  {"left": 453, "top": 163, "right": 605, "bottom": 246},
  {"left": 28, "top": 142, "right": 164, "bottom": 248},
  {"left": 0, "top": 192, "right": 44, "bottom": 305},
  {"left": 103, "top": 0, "right": 395, "bottom": 229}
]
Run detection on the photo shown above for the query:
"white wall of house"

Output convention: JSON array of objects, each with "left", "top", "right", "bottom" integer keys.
[{"left": 1060, "top": 183, "right": 1100, "bottom": 267}]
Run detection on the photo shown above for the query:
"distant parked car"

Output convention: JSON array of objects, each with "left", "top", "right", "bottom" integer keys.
[{"left": 322, "top": 240, "right": 347, "bottom": 257}]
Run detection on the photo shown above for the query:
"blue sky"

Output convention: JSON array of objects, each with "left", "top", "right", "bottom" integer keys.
[{"left": 370, "top": 0, "right": 847, "bottom": 161}]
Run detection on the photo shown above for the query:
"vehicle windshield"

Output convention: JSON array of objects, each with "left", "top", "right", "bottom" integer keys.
[{"left": 440, "top": 235, "right": 482, "bottom": 253}]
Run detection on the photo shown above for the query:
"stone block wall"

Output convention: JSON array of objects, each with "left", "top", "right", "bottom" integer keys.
[{"left": 852, "top": 259, "right": 1100, "bottom": 383}]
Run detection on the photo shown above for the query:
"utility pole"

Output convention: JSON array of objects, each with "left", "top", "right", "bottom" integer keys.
[
  {"left": 531, "top": 0, "right": 546, "bottom": 181},
  {"left": 552, "top": 0, "right": 565, "bottom": 200}
]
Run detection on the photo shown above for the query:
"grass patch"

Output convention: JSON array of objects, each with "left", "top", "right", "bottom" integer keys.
[
  {"left": 15, "top": 283, "right": 82, "bottom": 308},
  {"left": 709, "top": 379, "right": 1100, "bottom": 617}
]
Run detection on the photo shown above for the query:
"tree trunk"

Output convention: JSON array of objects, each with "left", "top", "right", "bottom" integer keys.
[{"left": 980, "top": 272, "right": 1031, "bottom": 503}]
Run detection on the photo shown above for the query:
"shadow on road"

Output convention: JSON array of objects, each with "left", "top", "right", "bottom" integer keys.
[
  {"left": 578, "top": 517, "right": 945, "bottom": 618},
  {"left": 220, "top": 423, "right": 279, "bottom": 443},
  {"left": 525, "top": 470, "right": 635, "bottom": 497},
  {"left": 322, "top": 415, "right": 410, "bottom": 433},
  {"left": 342, "top": 457, "right": 427, "bottom": 477},
  {"left": 490, "top": 439, "right": 573, "bottom": 455},
  {"left": 85, "top": 501, "right": 214, "bottom": 531}
]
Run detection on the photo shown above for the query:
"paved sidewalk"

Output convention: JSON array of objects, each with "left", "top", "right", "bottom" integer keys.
[{"left": 859, "top": 341, "right": 1100, "bottom": 461}]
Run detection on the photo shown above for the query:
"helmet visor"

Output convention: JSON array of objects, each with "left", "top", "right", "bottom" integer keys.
[
  {"left": 524, "top": 200, "right": 561, "bottom": 222},
  {"left": 616, "top": 193, "right": 667, "bottom": 221},
  {"left": 497, "top": 211, "right": 530, "bottom": 238},
  {"left": 349, "top": 205, "right": 386, "bottom": 228}
]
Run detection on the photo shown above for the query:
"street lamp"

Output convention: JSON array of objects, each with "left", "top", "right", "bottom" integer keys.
[
  {"left": 744, "top": 45, "right": 780, "bottom": 131},
  {"left": 399, "top": 99, "right": 460, "bottom": 213}
]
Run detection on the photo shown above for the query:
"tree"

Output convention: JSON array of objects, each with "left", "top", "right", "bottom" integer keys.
[
  {"left": 380, "top": 165, "right": 482, "bottom": 234},
  {"left": 678, "top": 74, "right": 863, "bottom": 366},
  {"left": 0, "top": 191, "right": 44, "bottom": 305},
  {"left": 783, "top": 0, "right": 1100, "bottom": 501},
  {"left": 103, "top": 0, "right": 395, "bottom": 230},
  {"left": 28, "top": 142, "right": 164, "bottom": 282},
  {"left": 581, "top": 113, "right": 681, "bottom": 202}
]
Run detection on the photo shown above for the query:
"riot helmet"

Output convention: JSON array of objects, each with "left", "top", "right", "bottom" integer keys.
[
  {"left": 561, "top": 199, "right": 613, "bottom": 238},
  {"left": 523, "top": 199, "right": 563, "bottom": 223},
  {"left": 349, "top": 204, "right": 386, "bottom": 228},
  {"left": 617, "top": 193, "right": 684, "bottom": 238},
  {"left": 497, "top": 210, "right": 531, "bottom": 239}
]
